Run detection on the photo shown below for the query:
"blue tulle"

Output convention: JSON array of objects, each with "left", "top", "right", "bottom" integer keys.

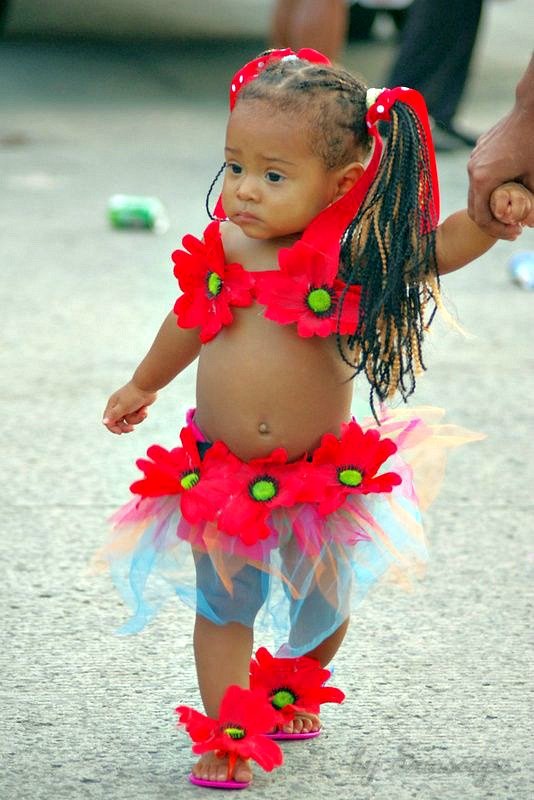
[
  {"left": 101, "top": 405, "right": 477, "bottom": 655},
  {"left": 106, "top": 468, "right": 427, "bottom": 654}
]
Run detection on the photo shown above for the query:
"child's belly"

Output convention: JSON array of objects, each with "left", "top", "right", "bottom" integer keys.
[{"left": 195, "top": 305, "right": 354, "bottom": 462}]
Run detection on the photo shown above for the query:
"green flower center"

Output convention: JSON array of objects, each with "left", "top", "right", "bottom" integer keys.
[
  {"left": 180, "top": 470, "right": 200, "bottom": 490},
  {"left": 307, "top": 287, "right": 333, "bottom": 315},
  {"left": 338, "top": 467, "right": 363, "bottom": 487},
  {"left": 250, "top": 477, "right": 278, "bottom": 502},
  {"left": 207, "top": 271, "right": 223, "bottom": 298},
  {"left": 222, "top": 725, "right": 246, "bottom": 740},
  {"left": 271, "top": 688, "right": 297, "bottom": 709}
]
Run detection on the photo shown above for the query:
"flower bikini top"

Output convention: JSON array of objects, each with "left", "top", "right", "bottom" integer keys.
[{"left": 171, "top": 220, "right": 362, "bottom": 342}]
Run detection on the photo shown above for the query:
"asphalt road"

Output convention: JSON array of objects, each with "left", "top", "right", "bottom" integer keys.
[{"left": 1, "top": 4, "right": 533, "bottom": 799}]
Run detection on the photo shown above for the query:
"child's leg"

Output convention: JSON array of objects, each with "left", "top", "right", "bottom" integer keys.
[
  {"left": 192, "top": 616, "right": 255, "bottom": 783},
  {"left": 305, "top": 616, "right": 350, "bottom": 668},
  {"left": 280, "top": 538, "right": 351, "bottom": 734},
  {"left": 193, "top": 615, "right": 253, "bottom": 717},
  {"left": 190, "top": 554, "right": 269, "bottom": 783},
  {"left": 276, "top": 617, "right": 350, "bottom": 735}
]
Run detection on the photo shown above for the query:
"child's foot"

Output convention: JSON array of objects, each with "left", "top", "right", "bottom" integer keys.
[
  {"left": 280, "top": 710, "right": 321, "bottom": 735},
  {"left": 192, "top": 752, "right": 253, "bottom": 785}
]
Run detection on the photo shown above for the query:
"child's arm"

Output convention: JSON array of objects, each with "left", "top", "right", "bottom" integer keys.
[
  {"left": 103, "top": 311, "right": 201, "bottom": 435},
  {"left": 436, "top": 181, "right": 533, "bottom": 275}
]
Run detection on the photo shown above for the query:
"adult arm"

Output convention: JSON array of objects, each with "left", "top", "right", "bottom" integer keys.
[{"left": 467, "top": 54, "right": 534, "bottom": 239}]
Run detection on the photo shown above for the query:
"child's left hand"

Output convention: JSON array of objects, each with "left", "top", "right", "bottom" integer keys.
[{"left": 490, "top": 181, "right": 534, "bottom": 238}]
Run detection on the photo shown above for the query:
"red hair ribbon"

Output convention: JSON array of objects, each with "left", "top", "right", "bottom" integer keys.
[
  {"left": 228, "top": 48, "right": 331, "bottom": 110},
  {"left": 367, "top": 86, "right": 440, "bottom": 226},
  {"left": 302, "top": 85, "right": 440, "bottom": 256}
]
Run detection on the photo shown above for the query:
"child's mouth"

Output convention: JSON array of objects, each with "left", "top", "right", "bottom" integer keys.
[{"left": 234, "top": 211, "right": 259, "bottom": 223}]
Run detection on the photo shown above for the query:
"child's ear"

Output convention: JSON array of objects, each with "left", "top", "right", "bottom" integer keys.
[{"left": 334, "top": 162, "right": 365, "bottom": 200}]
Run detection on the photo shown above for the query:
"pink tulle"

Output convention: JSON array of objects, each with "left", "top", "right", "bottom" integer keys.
[{"left": 97, "top": 406, "right": 483, "bottom": 650}]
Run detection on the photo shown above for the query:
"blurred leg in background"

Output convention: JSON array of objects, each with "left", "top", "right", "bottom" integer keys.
[
  {"left": 270, "top": 0, "right": 348, "bottom": 62},
  {"left": 386, "top": 0, "right": 485, "bottom": 151},
  {"left": 0, "top": 0, "right": 10, "bottom": 34}
]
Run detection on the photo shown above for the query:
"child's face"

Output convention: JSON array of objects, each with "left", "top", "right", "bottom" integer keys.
[{"left": 222, "top": 100, "right": 344, "bottom": 240}]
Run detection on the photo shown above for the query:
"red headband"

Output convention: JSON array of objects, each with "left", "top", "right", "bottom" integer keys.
[
  {"left": 228, "top": 48, "right": 331, "bottom": 110},
  {"left": 215, "top": 51, "right": 439, "bottom": 259}
]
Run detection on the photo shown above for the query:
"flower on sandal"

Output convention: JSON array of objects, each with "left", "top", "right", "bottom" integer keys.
[
  {"left": 215, "top": 449, "right": 306, "bottom": 545},
  {"left": 130, "top": 426, "right": 240, "bottom": 524},
  {"left": 312, "top": 420, "right": 402, "bottom": 515},
  {"left": 249, "top": 647, "right": 345, "bottom": 720},
  {"left": 172, "top": 221, "right": 255, "bottom": 343},
  {"left": 176, "top": 685, "right": 283, "bottom": 777},
  {"left": 254, "top": 240, "right": 361, "bottom": 337}
]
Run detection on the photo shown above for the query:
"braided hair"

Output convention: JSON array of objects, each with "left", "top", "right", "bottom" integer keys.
[
  {"left": 237, "top": 56, "right": 372, "bottom": 168},
  {"left": 338, "top": 102, "right": 440, "bottom": 411},
  {"left": 236, "top": 55, "right": 441, "bottom": 411}
]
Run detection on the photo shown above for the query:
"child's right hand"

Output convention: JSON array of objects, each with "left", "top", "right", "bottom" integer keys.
[
  {"left": 489, "top": 181, "right": 534, "bottom": 237},
  {"left": 102, "top": 381, "right": 157, "bottom": 435}
]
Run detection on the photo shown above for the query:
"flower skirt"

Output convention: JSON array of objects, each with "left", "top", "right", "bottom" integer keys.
[{"left": 99, "top": 407, "right": 482, "bottom": 656}]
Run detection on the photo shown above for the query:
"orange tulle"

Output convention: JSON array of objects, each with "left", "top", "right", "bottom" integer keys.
[{"left": 97, "top": 405, "right": 483, "bottom": 654}]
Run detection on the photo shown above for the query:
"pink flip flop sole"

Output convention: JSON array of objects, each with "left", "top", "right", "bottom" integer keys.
[
  {"left": 189, "top": 773, "right": 250, "bottom": 790},
  {"left": 266, "top": 729, "right": 321, "bottom": 741}
]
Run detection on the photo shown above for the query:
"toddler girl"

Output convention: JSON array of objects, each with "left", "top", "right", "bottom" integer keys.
[{"left": 102, "top": 49, "right": 532, "bottom": 789}]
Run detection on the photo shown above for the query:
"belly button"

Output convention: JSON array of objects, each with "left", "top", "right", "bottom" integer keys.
[{"left": 258, "top": 422, "right": 270, "bottom": 435}]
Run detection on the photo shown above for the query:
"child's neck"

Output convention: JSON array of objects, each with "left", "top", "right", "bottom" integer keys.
[{"left": 221, "top": 222, "right": 303, "bottom": 271}]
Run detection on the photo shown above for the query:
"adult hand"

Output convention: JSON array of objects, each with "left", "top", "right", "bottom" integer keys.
[{"left": 467, "top": 57, "right": 534, "bottom": 239}]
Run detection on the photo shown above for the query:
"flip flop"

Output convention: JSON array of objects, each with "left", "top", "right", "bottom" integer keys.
[
  {"left": 177, "top": 686, "right": 283, "bottom": 790},
  {"left": 189, "top": 774, "right": 251, "bottom": 790},
  {"left": 266, "top": 729, "right": 321, "bottom": 741}
]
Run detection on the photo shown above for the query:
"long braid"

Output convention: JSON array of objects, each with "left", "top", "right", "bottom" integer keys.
[{"left": 338, "top": 102, "right": 440, "bottom": 411}]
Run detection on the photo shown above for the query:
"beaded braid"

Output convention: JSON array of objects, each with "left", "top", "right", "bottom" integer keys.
[{"left": 338, "top": 102, "right": 440, "bottom": 411}]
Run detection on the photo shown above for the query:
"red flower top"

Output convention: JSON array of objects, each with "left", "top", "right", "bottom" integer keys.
[
  {"left": 172, "top": 222, "right": 360, "bottom": 342},
  {"left": 172, "top": 220, "right": 256, "bottom": 343},
  {"left": 255, "top": 240, "right": 361, "bottom": 338},
  {"left": 176, "top": 685, "right": 283, "bottom": 778},
  {"left": 130, "top": 425, "right": 240, "bottom": 524},
  {"left": 312, "top": 420, "right": 402, "bottom": 515},
  {"left": 249, "top": 647, "right": 345, "bottom": 719}
]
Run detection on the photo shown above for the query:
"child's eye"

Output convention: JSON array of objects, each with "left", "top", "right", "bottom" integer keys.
[
  {"left": 265, "top": 171, "right": 284, "bottom": 183},
  {"left": 227, "top": 163, "right": 242, "bottom": 175}
]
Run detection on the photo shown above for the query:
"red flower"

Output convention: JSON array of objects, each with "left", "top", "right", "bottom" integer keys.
[
  {"left": 175, "top": 685, "right": 283, "bottom": 778},
  {"left": 255, "top": 240, "right": 361, "bottom": 337},
  {"left": 312, "top": 420, "right": 402, "bottom": 515},
  {"left": 130, "top": 426, "right": 240, "bottom": 524},
  {"left": 172, "top": 221, "right": 255, "bottom": 343},
  {"left": 215, "top": 449, "right": 305, "bottom": 545},
  {"left": 250, "top": 647, "right": 345, "bottom": 719}
]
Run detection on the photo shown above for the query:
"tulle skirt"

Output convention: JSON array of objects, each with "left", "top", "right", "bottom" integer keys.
[{"left": 98, "top": 406, "right": 482, "bottom": 656}]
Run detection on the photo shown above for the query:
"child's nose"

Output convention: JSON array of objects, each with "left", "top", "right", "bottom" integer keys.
[{"left": 236, "top": 175, "right": 260, "bottom": 201}]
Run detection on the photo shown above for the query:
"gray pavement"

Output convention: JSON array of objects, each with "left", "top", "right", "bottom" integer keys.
[{"left": 1, "top": 4, "right": 533, "bottom": 799}]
